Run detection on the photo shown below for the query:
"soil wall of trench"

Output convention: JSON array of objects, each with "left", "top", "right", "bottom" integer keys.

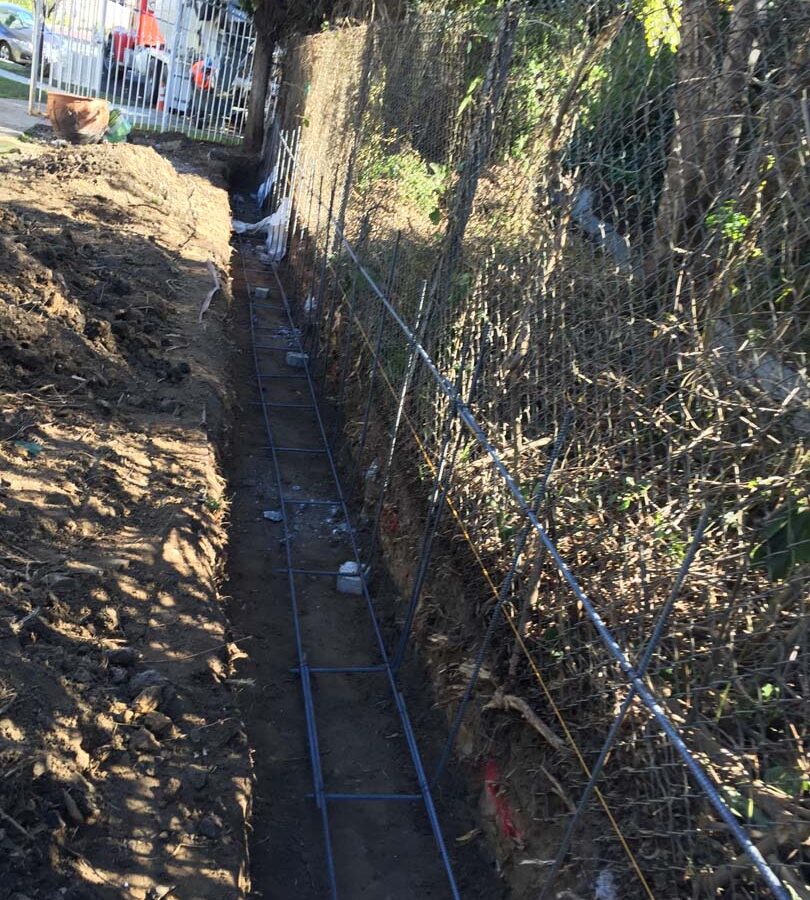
[{"left": 0, "top": 137, "right": 250, "bottom": 900}]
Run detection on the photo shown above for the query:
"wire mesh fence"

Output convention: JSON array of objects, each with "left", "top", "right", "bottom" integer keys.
[{"left": 260, "top": 2, "right": 809, "bottom": 896}]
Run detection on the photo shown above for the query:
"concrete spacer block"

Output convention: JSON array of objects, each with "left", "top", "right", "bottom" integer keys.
[
  {"left": 286, "top": 351, "right": 309, "bottom": 368},
  {"left": 337, "top": 561, "right": 367, "bottom": 595}
]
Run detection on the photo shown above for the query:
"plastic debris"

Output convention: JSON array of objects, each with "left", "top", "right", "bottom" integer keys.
[
  {"left": 595, "top": 868, "right": 618, "bottom": 900},
  {"left": 198, "top": 261, "right": 222, "bottom": 324},
  {"left": 232, "top": 197, "right": 292, "bottom": 263},
  {"left": 106, "top": 109, "right": 132, "bottom": 144},
  {"left": 263, "top": 510, "right": 283, "bottom": 522},
  {"left": 256, "top": 163, "right": 278, "bottom": 208},
  {"left": 232, "top": 214, "right": 276, "bottom": 235},
  {"left": 13, "top": 440, "right": 43, "bottom": 457},
  {"left": 570, "top": 188, "right": 635, "bottom": 275},
  {"left": 262, "top": 197, "right": 292, "bottom": 262}
]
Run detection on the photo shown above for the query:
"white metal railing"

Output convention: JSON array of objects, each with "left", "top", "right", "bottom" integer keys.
[{"left": 29, "top": 0, "right": 254, "bottom": 144}]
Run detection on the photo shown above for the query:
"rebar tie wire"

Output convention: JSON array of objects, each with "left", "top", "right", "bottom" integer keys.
[{"left": 279, "top": 130, "right": 791, "bottom": 900}]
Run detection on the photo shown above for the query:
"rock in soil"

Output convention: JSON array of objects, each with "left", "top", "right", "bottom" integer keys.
[
  {"left": 129, "top": 727, "right": 161, "bottom": 754},
  {"left": 183, "top": 766, "right": 209, "bottom": 792},
  {"left": 143, "top": 711, "right": 174, "bottom": 737}
]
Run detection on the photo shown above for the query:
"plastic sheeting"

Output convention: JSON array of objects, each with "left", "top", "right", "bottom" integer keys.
[
  {"left": 232, "top": 196, "right": 292, "bottom": 263},
  {"left": 256, "top": 164, "right": 278, "bottom": 209}
]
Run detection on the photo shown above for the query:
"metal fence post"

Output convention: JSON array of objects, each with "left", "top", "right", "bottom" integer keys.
[
  {"left": 28, "top": 0, "right": 44, "bottom": 115},
  {"left": 160, "top": 1, "right": 186, "bottom": 133}
]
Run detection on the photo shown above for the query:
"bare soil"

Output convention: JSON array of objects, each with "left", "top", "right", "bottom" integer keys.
[{"left": 0, "top": 138, "right": 249, "bottom": 899}]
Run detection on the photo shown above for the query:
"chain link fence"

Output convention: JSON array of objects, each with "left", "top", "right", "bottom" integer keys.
[{"left": 265, "top": 2, "right": 809, "bottom": 896}]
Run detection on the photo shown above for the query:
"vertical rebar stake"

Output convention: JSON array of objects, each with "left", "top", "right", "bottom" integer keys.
[
  {"left": 538, "top": 508, "right": 710, "bottom": 900},
  {"left": 336, "top": 278, "right": 360, "bottom": 409},
  {"left": 316, "top": 176, "right": 357, "bottom": 389},
  {"left": 367, "top": 281, "right": 429, "bottom": 568},
  {"left": 391, "top": 328, "right": 490, "bottom": 673},
  {"left": 304, "top": 173, "right": 326, "bottom": 354},
  {"left": 309, "top": 177, "right": 338, "bottom": 357}
]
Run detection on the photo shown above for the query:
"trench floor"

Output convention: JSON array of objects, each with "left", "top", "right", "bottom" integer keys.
[{"left": 224, "top": 226, "right": 501, "bottom": 899}]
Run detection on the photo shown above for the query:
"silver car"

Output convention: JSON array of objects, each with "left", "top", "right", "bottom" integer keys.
[{"left": 0, "top": 4, "right": 60, "bottom": 72}]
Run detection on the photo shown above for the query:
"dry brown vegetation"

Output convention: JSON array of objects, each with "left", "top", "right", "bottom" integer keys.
[{"left": 273, "top": 2, "right": 809, "bottom": 896}]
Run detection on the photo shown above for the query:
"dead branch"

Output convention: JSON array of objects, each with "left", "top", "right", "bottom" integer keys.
[
  {"left": 484, "top": 689, "right": 565, "bottom": 752},
  {"left": 198, "top": 261, "right": 222, "bottom": 324}
]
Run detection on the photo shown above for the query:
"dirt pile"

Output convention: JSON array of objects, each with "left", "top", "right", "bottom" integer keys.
[{"left": 0, "top": 141, "right": 249, "bottom": 899}]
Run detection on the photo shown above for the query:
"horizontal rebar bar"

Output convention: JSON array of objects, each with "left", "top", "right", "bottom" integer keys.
[
  {"left": 257, "top": 373, "right": 308, "bottom": 380},
  {"left": 320, "top": 793, "right": 422, "bottom": 802},
  {"left": 279, "top": 498, "right": 343, "bottom": 507},
  {"left": 302, "top": 665, "right": 387, "bottom": 674}
]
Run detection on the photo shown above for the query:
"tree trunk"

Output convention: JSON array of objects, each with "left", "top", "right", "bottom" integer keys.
[
  {"left": 245, "top": 26, "right": 273, "bottom": 153},
  {"left": 653, "top": 0, "right": 717, "bottom": 252},
  {"left": 654, "top": 0, "right": 760, "bottom": 254},
  {"left": 424, "top": 3, "right": 521, "bottom": 351}
]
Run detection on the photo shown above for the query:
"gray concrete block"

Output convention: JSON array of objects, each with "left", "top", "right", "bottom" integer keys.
[
  {"left": 337, "top": 561, "right": 367, "bottom": 595},
  {"left": 286, "top": 351, "right": 309, "bottom": 368}
]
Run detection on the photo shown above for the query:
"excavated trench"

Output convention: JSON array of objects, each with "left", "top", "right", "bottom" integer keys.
[
  {"left": 223, "top": 188, "right": 502, "bottom": 899},
  {"left": 0, "top": 136, "right": 499, "bottom": 897}
]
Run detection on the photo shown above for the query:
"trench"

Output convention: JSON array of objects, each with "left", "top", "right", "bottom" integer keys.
[{"left": 223, "top": 189, "right": 502, "bottom": 899}]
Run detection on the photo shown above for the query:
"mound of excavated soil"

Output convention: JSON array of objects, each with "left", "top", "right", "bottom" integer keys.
[{"left": 0, "top": 141, "right": 249, "bottom": 899}]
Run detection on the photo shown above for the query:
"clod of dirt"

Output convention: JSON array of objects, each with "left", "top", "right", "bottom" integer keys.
[
  {"left": 163, "top": 778, "right": 182, "bottom": 801},
  {"left": 182, "top": 766, "right": 209, "bottom": 792},
  {"left": 132, "top": 685, "right": 165, "bottom": 715},
  {"left": 129, "top": 728, "right": 161, "bottom": 754},
  {"left": 143, "top": 711, "right": 174, "bottom": 737},
  {"left": 107, "top": 646, "right": 138, "bottom": 667},
  {"left": 198, "top": 814, "right": 223, "bottom": 839},
  {"left": 109, "top": 666, "right": 129, "bottom": 685},
  {"left": 129, "top": 669, "right": 169, "bottom": 696}
]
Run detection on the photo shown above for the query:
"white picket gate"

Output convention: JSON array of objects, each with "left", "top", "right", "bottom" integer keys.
[{"left": 30, "top": 0, "right": 255, "bottom": 144}]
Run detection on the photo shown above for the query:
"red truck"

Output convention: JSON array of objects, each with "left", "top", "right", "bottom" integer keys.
[{"left": 102, "top": 0, "right": 250, "bottom": 117}]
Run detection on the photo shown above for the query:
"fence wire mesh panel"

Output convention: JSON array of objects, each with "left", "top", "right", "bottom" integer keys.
[
  {"left": 30, "top": 0, "right": 253, "bottom": 143},
  {"left": 257, "top": 1, "right": 808, "bottom": 897}
]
